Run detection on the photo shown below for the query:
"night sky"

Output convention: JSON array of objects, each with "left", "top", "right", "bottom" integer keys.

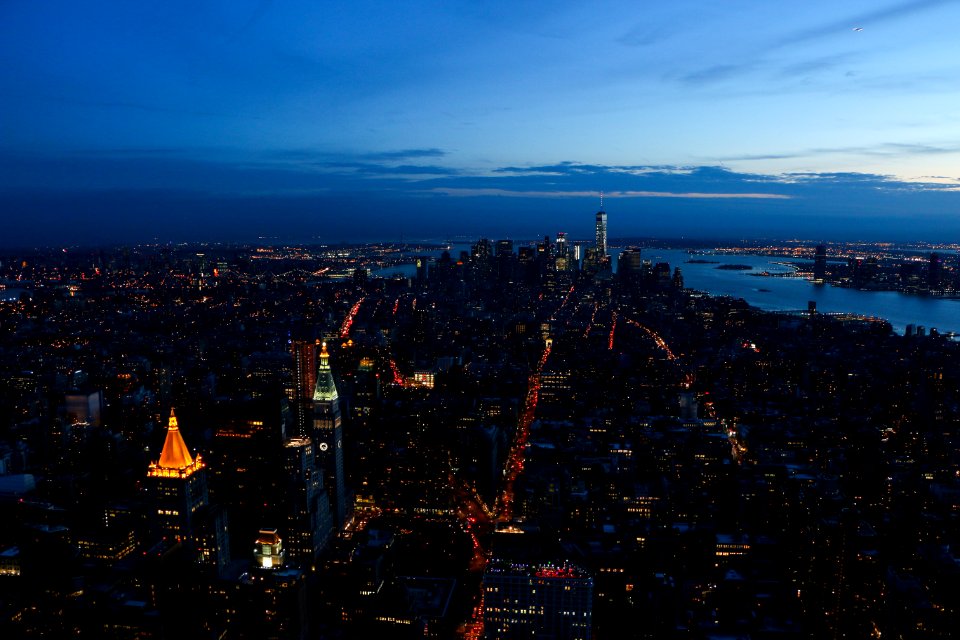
[{"left": 2, "top": 1, "right": 960, "bottom": 247}]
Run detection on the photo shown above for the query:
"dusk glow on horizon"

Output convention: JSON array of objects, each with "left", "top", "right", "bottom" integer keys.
[{"left": 2, "top": 0, "right": 960, "bottom": 246}]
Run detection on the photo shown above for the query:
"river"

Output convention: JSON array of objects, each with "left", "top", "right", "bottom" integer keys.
[
  {"left": 373, "top": 245, "right": 960, "bottom": 336},
  {"left": 628, "top": 248, "right": 960, "bottom": 336}
]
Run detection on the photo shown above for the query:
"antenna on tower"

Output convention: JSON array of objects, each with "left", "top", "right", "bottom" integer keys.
[{"left": 600, "top": 190, "right": 604, "bottom": 211}]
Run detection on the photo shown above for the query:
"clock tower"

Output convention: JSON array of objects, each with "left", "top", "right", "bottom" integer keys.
[{"left": 313, "top": 342, "right": 348, "bottom": 529}]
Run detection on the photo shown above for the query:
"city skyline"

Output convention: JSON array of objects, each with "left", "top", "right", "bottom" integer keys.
[{"left": 3, "top": 1, "right": 960, "bottom": 246}]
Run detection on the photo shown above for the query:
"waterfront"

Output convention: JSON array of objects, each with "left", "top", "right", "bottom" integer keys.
[
  {"left": 376, "top": 245, "right": 960, "bottom": 335},
  {"left": 633, "top": 248, "right": 960, "bottom": 335}
]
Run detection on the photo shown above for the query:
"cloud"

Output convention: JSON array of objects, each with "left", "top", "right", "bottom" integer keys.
[
  {"left": 876, "top": 142, "right": 960, "bottom": 156},
  {"left": 718, "top": 153, "right": 808, "bottom": 162},
  {"left": 427, "top": 188, "right": 791, "bottom": 200},
  {"left": 675, "top": 0, "right": 954, "bottom": 87},
  {"left": 715, "top": 141, "right": 960, "bottom": 164},
  {"left": 773, "top": 0, "right": 953, "bottom": 50},
  {"left": 779, "top": 54, "right": 851, "bottom": 78},
  {"left": 316, "top": 161, "right": 455, "bottom": 176},
  {"left": 361, "top": 148, "right": 447, "bottom": 161},
  {"left": 679, "top": 62, "right": 758, "bottom": 85},
  {"left": 4, "top": 153, "right": 960, "bottom": 247},
  {"left": 617, "top": 24, "right": 669, "bottom": 48}
]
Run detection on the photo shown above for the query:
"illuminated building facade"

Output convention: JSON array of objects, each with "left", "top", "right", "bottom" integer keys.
[
  {"left": 147, "top": 409, "right": 209, "bottom": 540},
  {"left": 813, "top": 244, "right": 827, "bottom": 283},
  {"left": 237, "top": 563, "right": 310, "bottom": 640},
  {"left": 147, "top": 409, "right": 229, "bottom": 573},
  {"left": 595, "top": 209, "right": 607, "bottom": 256},
  {"left": 928, "top": 252, "right": 942, "bottom": 291},
  {"left": 290, "top": 337, "right": 317, "bottom": 438},
  {"left": 483, "top": 559, "right": 593, "bottom": 639},
  {"left": 283, "top": 436, "right": 333, "bottom": 565},
  {"left": 313, "top": 342, "right": 349, "bottom": 529},
  {"left": 0, "top": 546, "right": 21, "bottom": 576},
  {"left": 254, "top": 528, "right": 285, "bottom": 570},
  {"left": 555, "top": 232, "right": 568, "bottom": 259}
]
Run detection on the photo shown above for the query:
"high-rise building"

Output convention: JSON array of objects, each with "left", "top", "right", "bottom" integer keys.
[
  {"left": 283, "top": 436, "right": 333, "bottom": 566},
  {"left": 618, "top": 248, "right": 642, "bottom": 281},
  {"left": 555, "top": 232, "right": 568, "bottom": 259},
  {"left": 313, "top": 342, "right": 348, "bottom": 529},
  {"left": 554, "top": 232, "right": 570, "bottom": 271},
  {"left": 64, "top": 389, "right": 104, "bottom": 426},
  {"left": 672, "top": 266, "right": 684, "bottom": 290},
  {"left": 147, "top": 409, "right": 229, "bottom": 573},
  {"left": 415, "top": 256, "right": 430, "bottom": 284},
  {"left": 147, "top": 409, "right": 209, "bottom": 542},
  {"left": 237, "top": 528, "right": 310, "bottom": 640},
  {"left": 290, "top": 337, "right": 317, "bottom": 438},
  {"left": 482, "top": 527, "right": 593, "bottom": 639},
  {"left": 595, "top": 208, "right": 607, "bottom": 256},
  {"left": 495, "top": 240, "right": 517, "bottom": 283},
  {"left": 253, "top": 528, "right": 285, "bottom": 570},
  {"left": 928, "top": 252, "right": 942, "bottom": 291},
  {"left": 813, "top": 245, "right": 827, "bottom": 283},
  {"left": 483, "top": 559, "right": 593, "bottom": 639}
]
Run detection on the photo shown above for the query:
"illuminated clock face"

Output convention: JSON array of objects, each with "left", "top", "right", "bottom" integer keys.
[{"left": 319, "top": 442, "right": 329, "bottom": 451}]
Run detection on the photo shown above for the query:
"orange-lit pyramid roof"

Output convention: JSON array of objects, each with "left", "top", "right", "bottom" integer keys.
[
  {"left": 149, "top": 409, "right": 203, "bottom": 477},
  {"left": 159, "top": 409, "right": 194, "bottom": 468}
]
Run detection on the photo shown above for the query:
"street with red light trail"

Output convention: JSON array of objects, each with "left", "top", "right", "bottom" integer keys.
[
  {"left": 339, "top": 296, "right": 365, "bottom": 338},
  {"left": 583, "top": 302, "right": 598, "bottom": 338},
  {"left": 495, "top": 341, "right": 551, "bottom": 523},
  {"left": 621, "top": 315, "right": 678, "bottom": 360},
  {"left": 608, "top": 311, "right": 617, "bottom": 350}
]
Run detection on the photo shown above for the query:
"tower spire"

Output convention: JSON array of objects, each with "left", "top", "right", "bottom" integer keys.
[
  {"left": 150, "top": 408, "right": 204, "bottom": 476},
  {"left": 313, "top": 341, "right": 338, "bottom": 402},
  {"left": 600, "top": 190, "right": 604, "bottom": 211}
]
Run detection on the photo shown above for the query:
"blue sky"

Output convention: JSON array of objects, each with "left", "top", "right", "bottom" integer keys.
[{"left": 2, "top": 0, "right": 960, "bottom": 246}]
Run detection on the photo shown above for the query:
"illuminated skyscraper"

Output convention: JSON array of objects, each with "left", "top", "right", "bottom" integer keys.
[
  {"left": 147, "top": 409, "right": 208, "bottom": 541},
  {"left": 483, "top": 559, "right": 592, "bottom": 639},
  {"left": 928, "top": 252, "right": 942, "bottom": 291},
  {"left": 618, "top": 248, "right": 642, "bottom": 283},
  {"left": 147, "top": 409, "right": 229, "bottom": 573},
  {"left": 555, "top": 232, "right": 568, "bottom": 258},
  {"left": 595, "top": 206, "right": 607, "bottom": 256},
  {"left": 253, "top": 528, "right": 285, "bottom": 570},
  {"left": 554, "top": 232, "right": 570, "bottom": 271},
  {"left": 239, "top": 528, "right": 310, "bottom": 640},
  {"left": 290, "top": 337, "right": 317, "bottom": 438},
  {"left": 482, "top": 527, "right": 593, "bottom": 639},
  {"left": 313, "top": 342, "right": 348, "bottom": 529},
  {"left": 813, "top": 245, "right": 827, "bottom": 283},
  {"left": 283, "top": 436, "right": 333, "bottom": 565}
]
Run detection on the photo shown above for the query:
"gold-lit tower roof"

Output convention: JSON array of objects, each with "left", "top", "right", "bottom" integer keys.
[
  {"left": 148, "top": 409, "right": 204, "bottom": 478},
  {"left": 313, "top": 341, "right": 339, "bottom": 402}
]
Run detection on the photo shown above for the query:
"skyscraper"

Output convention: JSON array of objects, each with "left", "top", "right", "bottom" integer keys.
[
  {"left": 928, "top": 252, "right": 942, "bottom": 291},
  {"left": 313, "top": 342, "right": 348, "bottom": 529},
  {"left": 290, "top": 337, "right": 317, "bottom": 439},
  {"left": 813, "top": 245, "right": 827, "bottom": 283},
  {"left": 595, "top": 208, "right": 607, "bottom": 256},
  {"left": 147, "top": 409, "right": 229, "bottom": 573},
  {"left": 283, "top": 436, "right": 333, "bottom": 565},
  {"left": 147, "top": 409, "right": 208, "bottom": 542},
  {"left": 253, "top": 528, "right": 285, "bottom": 570},
  {"left": 482, "top": 526, "right": 593, "bottom": 639}
]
